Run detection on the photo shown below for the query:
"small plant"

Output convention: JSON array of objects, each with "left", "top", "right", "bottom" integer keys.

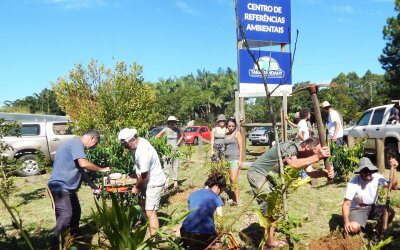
[
  {"left": 203, "top": 160, "right": 231, "bottom": 191},
  {"left": 203, "top": 144, "right": 211, "bottom": 161},
  {"left": 255, "top": 167, "right": 311, "bottom": 247},
  {"left": 0, "top": 119, "right": 20, "bottom": 200},
  {"left": 179, "top": 144, "right": 194, "bottom": 167},
  {"left": 92, "top": 193, "right": 185, "bottom": 249},
  {"left": 0, "top": 193, "right": 34, "bottom": 250},
  {"left": 330, "top": 139, "right": 365, "bottom": 182}
]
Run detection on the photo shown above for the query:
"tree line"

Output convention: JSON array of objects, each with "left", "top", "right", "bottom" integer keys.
[{"left": 0, "top": 1, "right": 398, "bottom": 132}]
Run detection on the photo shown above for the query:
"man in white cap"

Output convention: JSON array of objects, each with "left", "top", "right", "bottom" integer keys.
[
  {"left": 321, "top": 101, "right": 344, "bottom": 145},
  {"left": 342, "top": 156, "right": 398, "bottom": 234},
  {"left": 118, "top": 128, "right": 166, "bottom": 236}
]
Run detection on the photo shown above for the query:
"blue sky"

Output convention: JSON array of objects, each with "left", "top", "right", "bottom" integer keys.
[{"left": 0, "top": 0, "right": 396, "bottom": 105}]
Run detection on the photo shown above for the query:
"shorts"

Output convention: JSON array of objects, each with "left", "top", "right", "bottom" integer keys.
[
  {"left": 141, "top": 185, "right": 164, "bottom": 211},
  {"left": 228, "top": 160, "right": 239, "bottom": 169},
  {"left": 247, "top": 170, "right": 274, "bottom": 214},
  {"left": 349, "top": 204, "right": 391, "bottom": 228}
]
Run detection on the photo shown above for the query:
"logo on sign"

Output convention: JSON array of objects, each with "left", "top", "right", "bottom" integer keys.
[{"left": 249, "top": 56, "right": 285, "bottom": 78}]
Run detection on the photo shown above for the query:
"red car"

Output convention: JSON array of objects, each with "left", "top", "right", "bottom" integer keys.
[{"left": 183, "top": 126, "right": 211, "bottom": 144}]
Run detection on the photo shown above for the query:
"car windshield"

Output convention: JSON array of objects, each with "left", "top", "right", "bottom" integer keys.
[
  {"left": 254, "top": 126, "right": 272, "bottom": 132},
  {"left": 184, "top": 127, "right": 199, "bottom": 132}
]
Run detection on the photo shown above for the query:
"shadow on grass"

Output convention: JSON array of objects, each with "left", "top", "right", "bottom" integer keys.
[
  {"left": 239, "top": 222, "right": 264, "bottom": 249},
  {"left": 15, "top": 187, "right": 47, "bottom": 207},
  {"left": 329, "top": 213, "right": 344, "bottom": 232},
  {"left": 0, "top": 218, "right": 99, "bottom": 250},
  {"left": 312, "top": 182, "right": 347, "bottom": 190}
]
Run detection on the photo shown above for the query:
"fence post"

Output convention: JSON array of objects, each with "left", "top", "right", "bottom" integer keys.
[
  {"left": 347, "top": 135, "right": 355, "bottom": 149},
  {"left": 376, "top": 138, "right": 385, "bottom": 172}
]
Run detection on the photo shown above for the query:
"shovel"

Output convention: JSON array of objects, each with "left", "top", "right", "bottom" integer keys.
[{"left": 382, "top": 163, "right": 394, "bottom": 231}]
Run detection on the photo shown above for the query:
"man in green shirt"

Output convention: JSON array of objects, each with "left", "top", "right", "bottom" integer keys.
[{"left": 248, "top": 137, "right": 333, "bottom": 248}]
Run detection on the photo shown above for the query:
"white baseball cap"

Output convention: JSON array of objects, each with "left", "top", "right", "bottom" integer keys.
[{"left": 118, "top": 128, "right": 137, "bottom": 143}]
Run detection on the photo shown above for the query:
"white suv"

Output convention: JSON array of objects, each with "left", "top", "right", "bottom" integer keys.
[{"left": 249, "top": 126, "right": 273, "bottom": 146}]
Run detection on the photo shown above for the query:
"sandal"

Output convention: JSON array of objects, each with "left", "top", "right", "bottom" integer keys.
[{"left": 264, "top": 240, "right": 287, "bottom": 249}]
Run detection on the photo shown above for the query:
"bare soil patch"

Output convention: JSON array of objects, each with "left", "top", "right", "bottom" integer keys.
[
  {"left": 167, "top": 187, "right": 196, "bottom": 204},
  {"left": 310, "top": 232, "right": 362, "bottom": 250}
]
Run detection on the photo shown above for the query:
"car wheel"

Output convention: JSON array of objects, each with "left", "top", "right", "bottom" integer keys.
[
  {"left": 385, "top": 143, "right": 400, "bottom": 170},
  {"left": 18, "top": 154, "right": 41, "bottom": 176},
  {"left": 251, "top": 141, "right": 257, "bottom": 146},
  {"left": 193, "top": 137, "right": 199, "bottom": 145}
]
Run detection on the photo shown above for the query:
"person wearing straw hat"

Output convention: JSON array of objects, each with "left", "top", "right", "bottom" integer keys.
[
  {"left": 118, "top": 128, "right": 166, "bottom": 236},
  {"left": 342, "top": 157, "right": 398, "bottom": 234},
  {"left": 211, "top": 114, "right": 227, "bottom": 162},
  {"left": 321, "top": 101, "right": 344, "bottom": 145},
  {"left": 156, "top": 115, "right": 183, "bottom": 189}
]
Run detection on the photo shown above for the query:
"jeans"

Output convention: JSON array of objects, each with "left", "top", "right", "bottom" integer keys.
[
  {"left": 163, "top": 153, "right": 179, "bottom": 187},
  {"left": 51, "top": 190, "right": 81, "bottom": 244}
]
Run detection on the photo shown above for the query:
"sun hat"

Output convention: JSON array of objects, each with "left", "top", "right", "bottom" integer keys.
[
  {"left": 217, "top": 114, "right": 227, "bottom": 121},
  {"left": 321, "top": 101, "right": 331, "bottom": 108},
  {"left": 118, "top": 128, "right": 137, "bottom": 143},
  {"left": 354, "top": 157, "right": 379, "bottom": 174},
  {"left": 167, "top": 116, "right": 178, "bottom": 122},
  {"left": 294, "top": 112, "right": 300, "bottom": 119}
]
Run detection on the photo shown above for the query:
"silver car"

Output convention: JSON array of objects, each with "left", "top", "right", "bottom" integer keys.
[{"left": 249, "top": 126, "right": 273, "bottom": 146}]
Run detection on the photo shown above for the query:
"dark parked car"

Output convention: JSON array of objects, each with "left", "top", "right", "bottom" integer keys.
[{"left": 149, "top": 127, "right": 162, "bottom": 137}]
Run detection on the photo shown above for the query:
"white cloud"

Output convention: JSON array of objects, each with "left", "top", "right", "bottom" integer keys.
[
  {"left": 42, "top": 0, "right": 107, "bottom": 10},
  {"left": 175, "top": 1, "right": 199, "bottom": 16}
]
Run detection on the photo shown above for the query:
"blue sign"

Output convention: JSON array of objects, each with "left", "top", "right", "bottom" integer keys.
[
  {"left": 239, "top": 49, "right": 291, "bottom": 85},
  {"left": 237, "top": 0, "right": 291, "bottom": 44}
]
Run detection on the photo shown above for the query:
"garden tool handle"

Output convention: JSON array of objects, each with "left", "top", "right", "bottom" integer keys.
[{"left": 307, "top": 85, "right": 333, "bottom": 181}]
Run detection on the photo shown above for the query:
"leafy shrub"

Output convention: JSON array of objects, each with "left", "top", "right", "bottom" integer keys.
[
  {"left": 0, "top": 119, "right": 20, "bottom": 199},
  {"left": 330, "top": 139, "right": 365, "bottom": 182},
  {"left": 92, "top": 193, "right": 185, "bottom": 249}
]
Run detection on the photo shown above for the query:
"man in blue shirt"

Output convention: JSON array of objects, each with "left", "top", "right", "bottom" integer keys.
[{"left": 48, "top": 130, "right": 109, "bottom": 246}]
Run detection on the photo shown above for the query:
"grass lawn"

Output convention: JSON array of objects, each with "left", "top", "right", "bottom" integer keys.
[{"left": 1, "top": 142, "right": 400, "bottom": 249}]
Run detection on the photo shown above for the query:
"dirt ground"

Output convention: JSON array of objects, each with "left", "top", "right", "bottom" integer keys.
[{"left": 309, "top": 232, "right": 363, "bottom": 250}]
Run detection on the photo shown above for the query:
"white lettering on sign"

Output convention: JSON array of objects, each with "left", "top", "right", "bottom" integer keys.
[
  {"left": 246, "top": 24, "right": 284, "bottom": 34},
  {"left": 244, "top": 2, "right": 286, "bottom": 35},
  {"left": 247, "top": 3, "right": 282, "bottom": 14},
  {"left": 244, "top": 13, "right": 285, "bottom": 24}
]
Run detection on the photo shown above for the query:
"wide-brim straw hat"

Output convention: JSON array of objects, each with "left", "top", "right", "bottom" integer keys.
[
  {"left": 217, "top": 114, "right": 227, "bottom": 121},
  {"left": 321, "top": 101, "right": 331, "bottom": 108},
  {"left": 167, "top": 116, "right": 178, "bottom": 122}
]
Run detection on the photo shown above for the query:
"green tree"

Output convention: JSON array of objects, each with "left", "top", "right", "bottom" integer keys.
[
  {"left": 52, "top": 60, "right": 160, "bottom": 134},
  {"left": 0, "top": 88, "right": 63, "bottom": 115},
  {"left": 379, "top": 0, "right": 400, "bottom": 99}
]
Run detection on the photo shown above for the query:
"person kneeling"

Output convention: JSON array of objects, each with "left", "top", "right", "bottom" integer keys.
[
  {"left": 180, "top": 172, "right": 226, "bottom": 250},
  {"left": 342, "top": 157, "right": 398, "bottom": 234}
]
